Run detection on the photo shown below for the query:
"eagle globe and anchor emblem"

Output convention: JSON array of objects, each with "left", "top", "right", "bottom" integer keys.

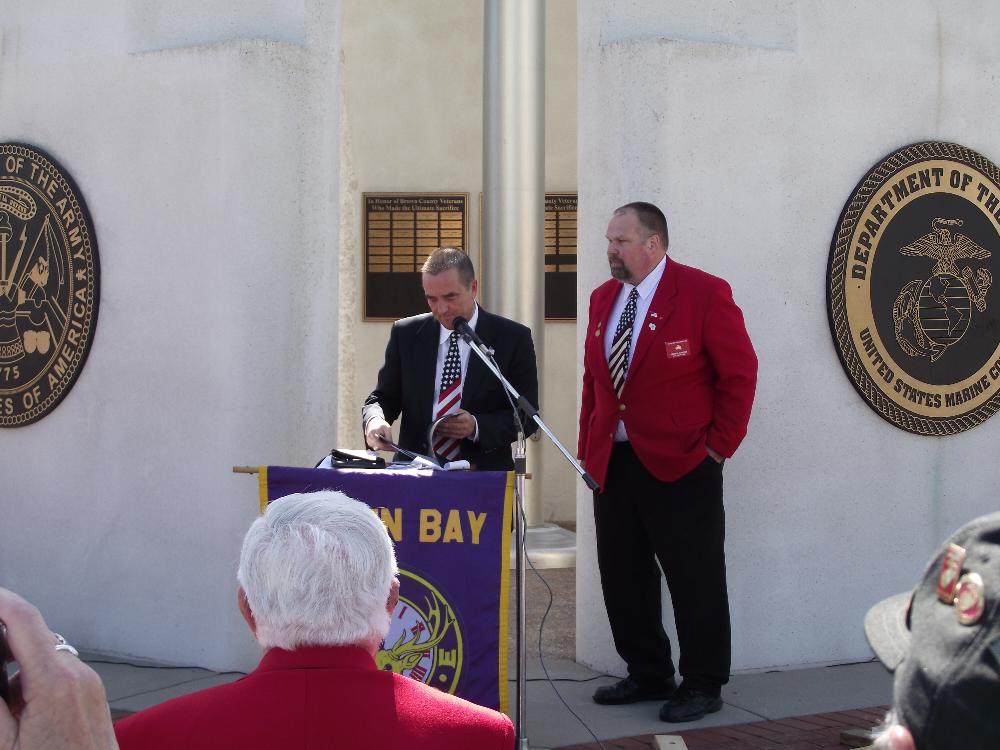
[
  {"left": 892, "top": 217, "right": 992, "bottom": 362},
  {"left": 375, "top": 569, "right": 463, "bottom": 692}
]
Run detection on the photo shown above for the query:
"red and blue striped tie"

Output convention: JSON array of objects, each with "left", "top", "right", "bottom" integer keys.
[
  {"left": 433, "top": 331, "right": 463, "bottom": 461},
  {"left": 609, "top": 288, "right": 638, "bottom": 397}
]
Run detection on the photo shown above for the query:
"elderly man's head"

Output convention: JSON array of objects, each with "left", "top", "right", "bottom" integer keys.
[{"left": 236, "top": 491, "right": 398, "bottom": 653}]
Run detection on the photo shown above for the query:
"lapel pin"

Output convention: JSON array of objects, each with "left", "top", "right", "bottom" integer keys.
[
  {"left": 937, "top": 543, "right": 966, "bottom": 603},
  {"left": 650, "top": 311, "right": 659, "bottom": 318},
  {"left": 648, "top": 323, "right": 656, "bottom": 331}
]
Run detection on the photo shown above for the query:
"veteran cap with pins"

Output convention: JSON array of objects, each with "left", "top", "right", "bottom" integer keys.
[{"left": 864, "top": 512, "right": 1000, "bottom": 749}]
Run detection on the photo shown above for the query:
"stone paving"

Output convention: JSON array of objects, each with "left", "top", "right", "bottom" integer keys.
[{"left": 554, "top": 706, "right": 887, "bottom": 749}]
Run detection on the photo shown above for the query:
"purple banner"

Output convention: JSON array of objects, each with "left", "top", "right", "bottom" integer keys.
[{"left": 260, "top": 466, "right": 513, "bottom": 712}]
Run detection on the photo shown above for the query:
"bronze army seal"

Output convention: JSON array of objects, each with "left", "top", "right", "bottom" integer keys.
[
  {"left": 828, "top": 142, "right": 1000, "bottom": 435},
  {"left": 0, "top": 144, "right": 99, "bottom": 426}
]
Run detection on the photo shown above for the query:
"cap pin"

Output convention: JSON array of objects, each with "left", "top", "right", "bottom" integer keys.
[
  {"left": 954, "top": 572, "right": 985, "bottom": 626},
  {"left": 936, "top": 543, "right": 966, "bottom": 603}
]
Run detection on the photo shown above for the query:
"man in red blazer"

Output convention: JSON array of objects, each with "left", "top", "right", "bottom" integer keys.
[
  {"left": 579, "top": 202, "right": 757, "bottom": 723},
  {"left": 114, "top": 491, "right": 514, "bottom": 749}
]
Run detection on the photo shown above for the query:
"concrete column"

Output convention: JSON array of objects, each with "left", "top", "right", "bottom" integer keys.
[{"left": 483, "top": 0, "right": 545, "bottom": 526}]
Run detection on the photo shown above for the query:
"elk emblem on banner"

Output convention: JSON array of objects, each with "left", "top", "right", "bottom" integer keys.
[{"left": 376, "top": 569, "right": 463, "bottom": 692}]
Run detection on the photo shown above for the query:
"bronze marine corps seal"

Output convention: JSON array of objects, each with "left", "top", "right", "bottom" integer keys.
[
  {"left": 0, "top": 144, "right": 99, "bottom": 426},
  {"left": 828, "top": 142, "right": 1000, "bottom": 435}
]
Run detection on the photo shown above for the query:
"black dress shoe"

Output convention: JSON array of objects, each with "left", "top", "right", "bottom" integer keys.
[
  {"left": 658, "top": 685, "right": 723, "bottom": 722},
  {"left": 592, "top": 676, "right": 676, "bottom": 705}
]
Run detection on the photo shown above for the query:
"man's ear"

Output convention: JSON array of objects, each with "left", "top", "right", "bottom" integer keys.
[
  {"left": 237, "top": 587, "right": 257, "bottom": 636},
  {"left": 648, "top": 231, "right": 665, "bottom": 255},
  {"left": 386, "top": 576, "right": 400, "bottom": 616}
]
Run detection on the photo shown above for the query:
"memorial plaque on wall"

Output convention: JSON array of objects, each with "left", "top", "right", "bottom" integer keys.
[
  {"left": 364, "top": 193, "right": 468, "bottom": 321},
  {"left": 545, "top": 193, "right": 577, "bottom": 320},
  {"left": 828, "top": 141, "right": 1000, "bottom": 435}
]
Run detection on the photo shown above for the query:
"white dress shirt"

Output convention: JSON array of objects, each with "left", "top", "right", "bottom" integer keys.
[
  {"left": 432, "top": 303, "right": 480, "bottom": 442},
  {"left": 603, "top": 255, "right": 667, "bottom": 442}
]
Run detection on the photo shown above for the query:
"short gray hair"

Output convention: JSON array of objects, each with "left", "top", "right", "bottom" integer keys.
[
  {"left": 616, "top": 202, "right": 669, "bottom": 249},
  {"left": 421, "top": 247, "right": 475, "bottom": 287},
  {"left": 237, "top": 491, "right": 397, "bottom": 650}
]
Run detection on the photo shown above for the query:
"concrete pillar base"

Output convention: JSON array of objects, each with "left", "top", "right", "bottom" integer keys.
[{"left": 508, "top": 523, "right": 576, "bottom": 569}]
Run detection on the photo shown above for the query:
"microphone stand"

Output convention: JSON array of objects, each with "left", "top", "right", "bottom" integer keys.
[{"left": 458, "top": 330, "right": 598, "bottom": 750}]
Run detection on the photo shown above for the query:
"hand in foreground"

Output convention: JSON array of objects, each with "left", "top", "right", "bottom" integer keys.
[
  {"left": 873, "top": 724, "right": 915, "bottom": 750},
  {"left": 365, "top": 418, "right": 394, "bottom": 451},
  {"left": 0, "top": 588, "right": 118, "bottom": 750},
  {"left": 433, "top": 409, "right": 476, "bottom": 440}
]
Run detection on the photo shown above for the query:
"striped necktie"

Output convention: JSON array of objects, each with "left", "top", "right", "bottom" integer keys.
[
  {"left": 433, "top": 331, "right": 463, "bottom": 461},
  {"left": 609, "top": 288, "right": 639, "bottom": 397}
]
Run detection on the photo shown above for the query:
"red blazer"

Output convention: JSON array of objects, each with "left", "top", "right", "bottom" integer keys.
[
  {"left": 114, "top": 646, "right": 514, "bottom": 750},
  {"left": 579, "top": 260, "right": 757, "bottom": 489}
]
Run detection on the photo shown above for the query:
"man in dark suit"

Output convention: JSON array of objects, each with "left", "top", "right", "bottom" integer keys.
[
  {"left": 114, "top": 491, "right": 515, "bottom": 750},
  {"left": 364, "top": 247, "right": 538, "bottom": 470},
  {"left": 578, "top": 203, "right": 757, "bottom": 722}
]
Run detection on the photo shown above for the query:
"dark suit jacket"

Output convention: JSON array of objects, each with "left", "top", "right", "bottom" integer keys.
[
  {"left": 364, "top": 307, "right": 538, "bottom": 470},
  {"left": 578, "top": 260, "right": 757, "bottom": 490},
  {"left": 114, "top": 646, "right": 514, "bottom": 750}
]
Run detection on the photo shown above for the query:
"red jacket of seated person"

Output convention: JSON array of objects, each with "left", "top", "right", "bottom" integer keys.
[{"left": 114, "top": 645, "right": 514, "bottom": 750}]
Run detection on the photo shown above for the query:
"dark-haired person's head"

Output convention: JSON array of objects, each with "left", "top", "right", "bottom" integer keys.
[
  {"left": 605, "top": 202, "right": 669, "bottom": 285},
  {"left": 420, "top": 247, "right": 477, "bottom": 330},
  {"left": 616, "top": 202, "right": 668, "bottom": 249}
]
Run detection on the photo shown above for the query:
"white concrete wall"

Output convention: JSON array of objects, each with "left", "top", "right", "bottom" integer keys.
[
  {"left": 336, "top": 0, "right": 579, "bottom": 523},
  {"left": 576, "top": 0, "right": 1000, "bottom": 674},
  {"left": 0, "top": 0, "right": 341, "bottom": 672}
]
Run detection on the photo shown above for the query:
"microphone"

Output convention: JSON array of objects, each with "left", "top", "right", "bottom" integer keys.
[{"left": 452, "top": 316, "right": 492, "bottom": 353}]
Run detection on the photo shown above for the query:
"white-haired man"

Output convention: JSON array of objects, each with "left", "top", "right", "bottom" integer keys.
[{"left": 114, "top": 491, "right": 514, "bottom": 749}]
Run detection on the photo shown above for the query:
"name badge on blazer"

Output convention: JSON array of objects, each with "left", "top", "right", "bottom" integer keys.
[{"left": 665, "top": 339, "right": 690, "bottom": 358}]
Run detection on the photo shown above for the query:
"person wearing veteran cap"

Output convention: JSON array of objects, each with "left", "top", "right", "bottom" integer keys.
[{"left": 865, "top": 512, "right": 1000, "bottom": 750}]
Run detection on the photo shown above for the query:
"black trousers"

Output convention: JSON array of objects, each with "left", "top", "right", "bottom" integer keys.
[{"left": 593, "top": 442, "right": 730, "bottom": 694}]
